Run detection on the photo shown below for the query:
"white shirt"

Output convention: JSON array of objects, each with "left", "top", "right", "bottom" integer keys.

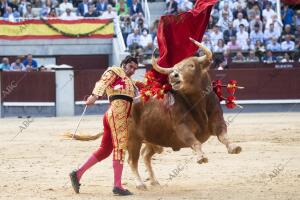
[
  {"left": 140, "top": 34, "right": 153, "bottom": 48},
  {"left": 233, "top": 18, "right": 249, "bottom": 29},
  {"left": 263, "top": 29, "right": 280, "bottom": 43},
  {"left": 59, "top": 2, "right": 74, "bottom": 13},
  {"left": 101, "top": 11, "right": 117, "bottom": 19},
  {"left": 60, "top": 12, "right": 78, "bottom": 20},
  {"left": 262, "top": 8, "right": 276, "bottom": 21},
  {"left": 281, "top": 41, "right": 295, "bottom": 51},
  {"left": 209, "top": 31, "right": 223, "bottom": 46},
  {"left": 236, "top": 30, "right": 249, "bottom": 46}
]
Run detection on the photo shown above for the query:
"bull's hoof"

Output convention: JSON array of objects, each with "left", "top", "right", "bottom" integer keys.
[
  {"left": 136, "top": 183, "right": 147, "bottom": 190},
  {"left": 197, "top": 156, "right": 208, "bottom": 164},
  {"left": 150, "top": 180, "right": 160, "bottom": 186},
  {"left": 228, "top": 144, "right": 242, "bottom": 154}
]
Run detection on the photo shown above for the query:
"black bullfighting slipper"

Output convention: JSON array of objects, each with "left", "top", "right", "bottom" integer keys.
[
  {"left": 69, "top": 170, "right": 81, "bottom": 194},
  {"left": 112, "top": 187, "right": 133, "bottom": 196}
]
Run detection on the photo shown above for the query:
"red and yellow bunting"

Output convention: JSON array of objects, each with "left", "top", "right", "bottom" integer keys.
[{"left": 0, "top": 18, "right": 114, "bottom": 40}]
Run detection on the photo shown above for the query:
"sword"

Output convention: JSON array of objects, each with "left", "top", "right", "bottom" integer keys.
[{"left": 72, "top": 105, "right": 87, "bottom": 140}]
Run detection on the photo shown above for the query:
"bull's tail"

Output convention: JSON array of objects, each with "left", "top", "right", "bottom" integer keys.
[{"left": 63, "top": 132, "right": 103, "bottom": 141}]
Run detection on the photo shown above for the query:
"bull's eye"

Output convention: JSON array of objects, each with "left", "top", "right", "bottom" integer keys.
[{"left": 188, "top": 64, "right": 195, "bottom": 69}]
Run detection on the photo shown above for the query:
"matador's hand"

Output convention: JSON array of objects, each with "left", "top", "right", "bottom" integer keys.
[{"left": 86, "top": 94, "right": 98, "bottom": 106}]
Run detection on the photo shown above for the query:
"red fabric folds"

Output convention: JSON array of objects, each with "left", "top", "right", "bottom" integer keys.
[{"left": 156, "top": 0, "right": 218, "bottom": 68}]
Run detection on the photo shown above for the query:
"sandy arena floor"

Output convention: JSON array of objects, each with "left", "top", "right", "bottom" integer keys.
[{"left": 0, "top": 112, "right": 300, "bottom": 200}]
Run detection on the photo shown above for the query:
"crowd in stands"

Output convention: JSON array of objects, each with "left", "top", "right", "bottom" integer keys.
[
  {"left": 204, "top": 0, "right": 300, "bottom": 69},
  {"left": 0, "top": 54, "right": 45, "bottom": 71},
  {"left": 0, "top": 0, "right": 300, "bottom": 67}
]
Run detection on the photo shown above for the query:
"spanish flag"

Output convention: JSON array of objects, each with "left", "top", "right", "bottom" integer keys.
[{"left": 0, "top": 18, "right": 114, "bottom": 40}]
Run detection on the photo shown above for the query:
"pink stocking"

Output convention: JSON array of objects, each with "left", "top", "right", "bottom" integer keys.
[
  {"left": 113, "top": 160, "right": 124, "bottom": 189},
  {"left": 76, "top": 155, "right": 98, "bottom": 181}
]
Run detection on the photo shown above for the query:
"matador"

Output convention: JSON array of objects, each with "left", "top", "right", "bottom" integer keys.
[{"left": 70, "top": 56, "right": 143, "bottom": 196}]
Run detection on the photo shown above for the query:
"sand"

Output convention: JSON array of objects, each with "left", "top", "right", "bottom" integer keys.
[{"left": 0, "top": 112, "right": 300, "bottom": 200}]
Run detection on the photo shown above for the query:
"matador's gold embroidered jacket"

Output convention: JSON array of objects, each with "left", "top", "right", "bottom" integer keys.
[{"left": 92, "top": 66, "right": 140, "bottom": 161}]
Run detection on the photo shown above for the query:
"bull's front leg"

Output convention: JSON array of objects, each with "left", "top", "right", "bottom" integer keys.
[
  {"left": 216, "top": 123, "right": 242, "bottom": 154},
  {"left": 177, "top": 124, "right": 208, "bottom": 164}
]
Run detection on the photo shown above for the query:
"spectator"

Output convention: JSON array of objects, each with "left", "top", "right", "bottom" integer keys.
[
  {"left": 134, "top": 17, "right": 148, "bottom": 32},
  {"left": 0, "top": 57, "right": 10, "bottom": 71},
  {"left": 209, "top": 25, "right": 223, "bottom": 46},
  {"left": 262, "top": 2, "right": 276, "bottom": 23},
  {"left": 241, "top": 38, "right": 255, "bottom": 51},
  {"left": 115, "top": 0, "right": 128, "bottom": 16},
  {"left": 178, "top": 0, "right": 192, "bottom": 13},
  {"left": 219, "top": 2, "right": 233, "bottom": 21},
  {"left": 60, "top": 8, "right": 77, "bottom": 20},
  {"left": 165, "top": 0, "right": 178, "bottom": 15},
  {"left": 139, "top": 28, "right": 153, "bottom": 52},
  {"left": 226, "top": 36, "right": 242, "bottom": 52},
  {"left": 232, "top": 51, "right": 246, "bottom": 62},
  {"left": 153, "top": 36, "right": 158, "bottom": 49},
  {"left": 295, "top": 25, "right": 300, "bottom": 40},
  {"left": 201, "top": 35, "right": 213, "bottom": 51},
  {"left": 281, "top": 24, "right": 295, "bottom": 41},
  {"left": 281, "top": 34, "right": 295, "bottom": 51},
  {"left": 0, "top": 0, "right": 17, "bottom": 17},
  {"left": 10, "top": 57, "right": 26, "bottom": 71},
  {"left": 96, "top": 0, "right": 108, "bottom": 16},
  {"left": 218, "top": 49, "right": 231, "bottom": 70},
  {"left": 281, "top": 4, "right": 294, "bottom": 26},
  {"left": 150, "top": 19, "right": 159, "bottom": 40},
  {"left": 24, "top": 4, "right": 37, "bottom": 19},
  {"left": 216, "top": 11, "right": 231, "bottom": 32},
  {"left": 265, "top": 14, "right": 283, "bottom": 33},
  {"left": 59, "top": 0, "right": 73, "bottom": 15},
  {"left": 236, "top": 24, "right": 249, "bottom": 47},
  {"left": 233, "top": 12, "right": 249, "bottom": 30},
  {"left": 263, "top": 50, "right": 277, "bottom": 63},
  {"left": 130, "top": 0, "right": 144, "bottom": 17},
  {"left": 127, "top": 27, "right": 141, "bottom": 50},
  {"left": 251, "top": 5, "right": 262, "bottom": 18},
  {"left": 84, "top": 5, "right": 99, "bottom": 17},
  {"left": 280, "top": 53, "right": 294, "bottom": 63},
  {"left": 223, "top": 22, "right": 236, "bottom": 43},
  {"left": 254, "top": 40, "right": 266, "bottom": 58},
  {"left": 121, "top": 16, "right": 133, "bottom": 46},
  {"left": 3, "top": 6, "right": 20, "bottom": 22},
  {"left": 295, "top": 10, "right": 300, "bottom": 28},
  {"left": 264, "top": 23, "right": 280, "bottom": 44},
  {"left": 23, "top": 54, "right": 38, "bottom": 71},
  {"left": 18, "top": 0, "right": 30, "bottom": 17},
  {"left": 247, "top": 0, "right": 260, "bottom": 10},
  {"left": 47, "top": 7, "right": 57, "bottom": 18},
  {"left": 267, "top": 37, "right": 281, "bottom": 52},
  {"left": 101, "top": 4, "right": 117, "bottom": 19},
  {"left": 77, "top": 0, "right": 91, "bottom": 16},
  {"left": 249, "top": 15, "right": 263, "bottom": 32},
  {"left": 213, "top": 39, "right": 226, "bottom": 53},
  {"left": 246, "top": 50, "right": 259, "bottom": 62},
  {"left": 218, "top": 0, "right": 234, "bottom": 11},
  {"left": 233, "top": 3, "right": 247, "bottom": 20},
  {"left": 40, "top": 0, "right": 52, "bottom": 17},
  {"left": 250, "top": 24, "right": 264, "bottom": 45}
]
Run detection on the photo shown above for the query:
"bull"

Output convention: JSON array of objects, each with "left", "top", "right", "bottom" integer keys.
[{"left": 127, "top": 38, "right": 242, "bottom": 189}]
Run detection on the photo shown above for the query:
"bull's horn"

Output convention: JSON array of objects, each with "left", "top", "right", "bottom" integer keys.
[
  {"left": 152, "top": 49, "right": 173, "bottom": 75},
  {"left": 189, "top": 37, "right": 212, "bottom": 63}
]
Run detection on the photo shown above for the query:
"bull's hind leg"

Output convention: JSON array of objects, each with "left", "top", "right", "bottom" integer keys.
[
  {"left": 127, "top": 138, "right": 147, "bottom": 190},
  {"left": 216, "top": 124, "right": 242, "bottom": 154},
  {"left": 142, "top": 144, "right": 163, "bottom": 186}
]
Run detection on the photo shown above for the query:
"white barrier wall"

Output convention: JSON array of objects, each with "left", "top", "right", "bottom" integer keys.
[{"left": 55, "top": 67, "right": 74, "bottom": 116}]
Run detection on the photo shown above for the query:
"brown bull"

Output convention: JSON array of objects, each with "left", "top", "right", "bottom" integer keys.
[{"left": 127, "top": 38, "right": 242, "bottom": 189}]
